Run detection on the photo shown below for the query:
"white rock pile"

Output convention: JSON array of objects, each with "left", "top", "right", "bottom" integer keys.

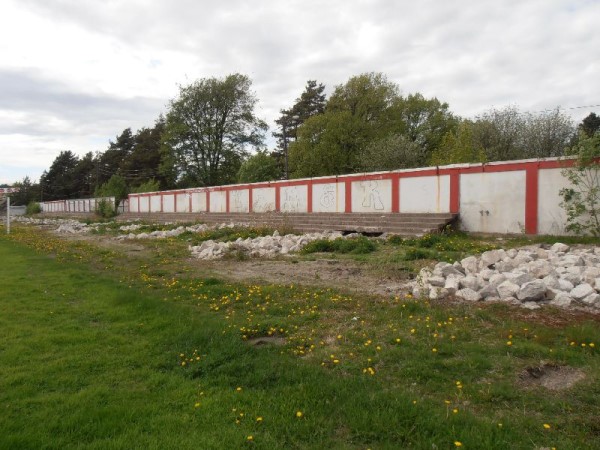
[
  {"left": 411, "top": 243, "right": 600, "bottom": 310},
  {"left": 15, "top": 217, "right": 101, "bottom": 233},
  {"left": 189, "top": 230, "right": 344, "bottom": 260},
  {"left": 115, "top": 222, "right": 251, "bottom": 240}
]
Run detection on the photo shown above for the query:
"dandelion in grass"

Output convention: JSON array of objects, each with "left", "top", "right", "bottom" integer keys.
[
  {"left": 454, "top": 441, "right": 462, "bottom": 447},
  {"left": 543, "top": 423, "right": 551, "bottom": 429},
  {"left": 296, "top": 411, "right": 303, "bottom": 418}
]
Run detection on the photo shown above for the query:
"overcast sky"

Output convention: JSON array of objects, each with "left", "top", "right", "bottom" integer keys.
[{"left": 1, "top": 0, "right": 599, "bottom": 184}]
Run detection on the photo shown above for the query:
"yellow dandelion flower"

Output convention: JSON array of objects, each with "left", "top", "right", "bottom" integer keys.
[
  {"left": 256, "top": 417, "right": 263, "bottom": 422},
  {"left": 236, "top": 387, "right": 242, "bottom": 392},
  {"left": 454, "top": 441, "right": 462, "bottom": 447},
  {"left": 296, "top": 411, "right": 303, "bottom": 418},
  {"left": 247, "top": 435, "right": 253, "bottom": 441},
  {"left": 543, "top": 423, "right": 551, "bottom": 429},
  {"left": 506, "top": 341, "right": 512, "bottom": 346}
]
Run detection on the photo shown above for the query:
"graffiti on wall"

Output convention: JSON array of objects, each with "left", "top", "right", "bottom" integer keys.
[{"left": 360, "top": 181, "right": 384, "bottom": 210}]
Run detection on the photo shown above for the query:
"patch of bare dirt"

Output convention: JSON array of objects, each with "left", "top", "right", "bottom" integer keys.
[
  {"left": 194, "top": 257, "right": 405, "bottom": 296},
  {"left": 246, "top": 336, "right": 286, "bottom": 346},
  {"left": 519, "top": 363, "right": 586, "bottom": 390}
]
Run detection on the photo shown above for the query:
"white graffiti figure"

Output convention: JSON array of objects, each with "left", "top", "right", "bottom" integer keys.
[
  {"left": 361, "top": 181, "right": 384, "bottom": 210},
  {"left": 282, "top": 188, "right": 301, "bottom": 211},
  {"left": 320, "top": 184, "right": 336, "bottom": 209}
]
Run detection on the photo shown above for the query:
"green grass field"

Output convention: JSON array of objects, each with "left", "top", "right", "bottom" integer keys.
[{"left": 1, "top": 225, "right": 599, "bottom": 449}]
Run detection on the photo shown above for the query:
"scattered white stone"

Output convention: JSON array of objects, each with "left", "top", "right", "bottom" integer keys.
[
  {"left": 550, "top": 242, "right": 570, "bottom": 253},
  {"left": 550, "top": 292, "right": 573, "bottom": 308},
  {"left": 461, "top": 256, "right": 479, "bottom": 274},
  {"left": 517, "top": 280, "right": 547, "bottom": 302},
  {"left": 521, "top": 301, "right": 541, "bottom": 310},
  {"left": 455, "top": 288, "right": 481, "bottom": 302},
  {"left": 570, "top": 283, "right": 595, "bottom": 301},
  {"left": 581, "top": 293, "right": 600, "bottom": 307},
  {"left": 497, "top": 280, "right": 520, "bottom": 299}
]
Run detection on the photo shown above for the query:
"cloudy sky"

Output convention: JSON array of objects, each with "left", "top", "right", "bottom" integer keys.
[{"left": 1, "top": 0, "right": 599, "bottom": 184}]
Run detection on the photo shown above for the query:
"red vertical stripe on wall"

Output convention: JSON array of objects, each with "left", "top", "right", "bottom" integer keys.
[
  {"left": 189, "top": 192, "right": 192, "bottom": 212},
  {"left": 450, "top": 171, "right": 460, "bottom": 213},
  {"left": 391, "top": 176, "right": 399, "bottom": 213},
  {"left": 275, "top": 186, "right": 281, "bottom": 212},
  {"left": 525, "top": 164, "right": 539, "bottom": 234},
  {"left": 307, "top": 181, "right": 313, "bottom": 213},
  {"left": 226, "top": 189, "right": 230, "bottom": 213},
  {"left": 345, "top": 180, "right": 352, "bottom": 213},
  {"left": 174, "top": 193, "right": 178, "bottom": 212},
  {"left": 160, "top": 194, "right": 164, "bottom": 213},
  {"left": 248, "top": 188, "right": 253, "bottom": 213},
  {"left": 206, "top": 191, "right": 210, "bottom": 212}
]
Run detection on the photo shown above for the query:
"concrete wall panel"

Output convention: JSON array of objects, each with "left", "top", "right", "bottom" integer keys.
[
  {"left": 312, "top": 182, "right": 345, "bottom": 213},
  {"left": 149, "top": 195, "right": 160, "bottom": 212},
  {"left": 163, "top": 194, "right": 175, "bottom": 213},
  {"left": 252, "top": 187, "right": 276, "bottom": 212},
  {"left": 280, "top": 185, "right": 308, "bottom": 213},
  {"left": 400, "top": 175, "right": 450, "bottom": 213},
  {"left": 140, "top": 196, "right": 150, "bottom": 213},
  {"left": 460, "top": 171, "right": 526, "bottom": 233},
  {"left": 351, "top": 179, "right": 392, "bottom": 213},
  {"left": 176, "top": 193, "right": 189, "bottom": 213},
  {"left": 538, "top": 168, "right": 571, "bottom": 235},
  {"left": 230, "top": 189, "right": 249, "bottom": 213},
  {"left": 191, "top": 191, "right": 207, "bottom": 212},
  {"left": 209, "top": 191, "right": 227, "bottom": 213}
]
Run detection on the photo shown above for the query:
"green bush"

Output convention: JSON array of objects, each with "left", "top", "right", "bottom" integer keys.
[
  {"left": 402, "top": 248, "right": 434, "bottom": 260},
  {"left": 26, "top": 201, "right": 42, "bottom": 215},
  {"left": 95, "top": 199, "right": 117, "bottom": 218},
  {"left": 387, "top": 235, "right": 404, "bottom": 245},
  {"left": 302, "top": 236, "right": 377, "bottom": 255}
]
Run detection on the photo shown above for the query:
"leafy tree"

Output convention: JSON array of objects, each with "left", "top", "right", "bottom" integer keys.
[
  {"left": 72, "top": 152, "right": 95, "bottom": 198},
  {"left": 470, "top": 106, "right": 574, "bottom": 162},
  {"left": 430, "top": 121, "right": 486, "bottom": 166},
  {"left": 237, "top": 151, "right": 282, "bottom": 183},
  {"left": 95, "top": 174, "right": 128, "bottom": 208},
  {"left": 578, "top": 112, "right": 600, "bottom": 138},
  {"left": 520, "top": 108, "right": 573, "bottom": 158},
  {"left": 273, "top": 80, "right": 326, "bottom": 177},
  {"left": 359, "top": 134, "right": 422, "bottom": 172},
  {"left": 289, "top": 73, "right": 401, "bottom": 177},
  {"left": 40, "top": 151, "right": 79, "bottom": 200},
  {"left": 163, "top": 74, "right": 267, "bottom": 187},
  {"left": 560, "top": 132, "right": 600, "bottom": 235},
  {"left": 11, "top": 176, "right": 35, "bottom": 206},
  {"left": 120, "top": 117, "right": 169, "bottom": 188},
  {"left": 470, "top": 106, "right": 525, "bottom": 162},
  {"left": 97, "top": 128, "right": 135, "bottom": 186},
  {"left": 289, "top": 72, "right": 458, "bottom": 176},
  {"left": 131, "top": 179, "right": 161, "bottom": 193},
  {"left": 394, "top": 93, "right": 458, "bottom": 165}
]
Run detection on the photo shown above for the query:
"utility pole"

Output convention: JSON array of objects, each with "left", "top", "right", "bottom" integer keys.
[
  {"left": 6, "top": 195, "right": 10, "bottom": 235},
  {"left": 282, "top": 124, "right": 289, "bottom": 180}
]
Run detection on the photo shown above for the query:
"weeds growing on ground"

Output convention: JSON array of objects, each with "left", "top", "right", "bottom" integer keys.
[{"left": 0, "top": 223, "right": 599, "bottom": 449}]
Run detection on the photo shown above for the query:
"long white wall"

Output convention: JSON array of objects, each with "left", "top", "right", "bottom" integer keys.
[{"left": 43, "top": 158, "right": 582, "bottom": 235}]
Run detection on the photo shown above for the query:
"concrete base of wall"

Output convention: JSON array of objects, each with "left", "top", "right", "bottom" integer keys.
[{"left": 118, "top": 212, "right": 458, "bottom": 236}]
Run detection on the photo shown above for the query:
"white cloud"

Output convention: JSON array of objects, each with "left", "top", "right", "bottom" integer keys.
[{"left": 1, "top": 0, "right": 598, "bottom": 184}]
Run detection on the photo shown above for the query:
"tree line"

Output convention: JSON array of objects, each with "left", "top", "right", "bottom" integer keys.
[{"left": 9, "top": 72, "right": 600, "bottom": 206}]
